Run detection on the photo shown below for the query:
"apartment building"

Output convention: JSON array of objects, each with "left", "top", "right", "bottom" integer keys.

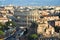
[
  {"left": 37, "top": 8, "right": 60, "bottom": 37},
  {"left": 44, "top": 16, "right": 59, "bottom": 21},
  {"left": 37, "top": 23, "right": 48, "bottom": 34},
  {"left": 14, "top": 9, "right": 40, "bottom": 27},
  {"left": 0, "top": 8, "right": 8, "bottom": 23},
  {"left": 0, "top": 17, "right": 8, "bottom": 23}
]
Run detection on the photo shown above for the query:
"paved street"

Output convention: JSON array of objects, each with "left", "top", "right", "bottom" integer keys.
[{"left": 5, "top": 27, "right": 25, "bottom": 40}]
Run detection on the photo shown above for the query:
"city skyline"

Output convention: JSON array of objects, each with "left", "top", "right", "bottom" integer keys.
[{"left": 0, "top": 0, "right": 60, "bottom": 6}]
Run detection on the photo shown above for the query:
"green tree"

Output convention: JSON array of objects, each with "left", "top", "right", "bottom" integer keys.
[
  {"left": 0, "top": 30, "right": 4, "bottom": 35},
  {"left": 0, "top": 23, "right": 5, "bottom": 31},
  {"left": 28, "top": 34, "right": 38, "bottom": 40},
  {"left": 54, "top": 26, "right": 60, "bottom": 33},
  {"left": 30, "top": 34, "right": 38, "bottom": 39},
  {"left": 0, "top": 30, "right": 4, "bottom": 39},
  {"left": 5, "top": 21, "right": 16, "bottom": 27}
]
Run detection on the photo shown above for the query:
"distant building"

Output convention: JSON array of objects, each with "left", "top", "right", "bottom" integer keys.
[
  {"left": 41, "top": 11, "right": 49, "bottom": 16},
  {"left": 43, "top": 16, "right": 59, "bottom": 21},
  {"left": 4, "top": 5, "right": 14, "bottom": 10},
  {"left": 4, "top": 5, "right": 14, "bottom": 16},
  {"left": 55, "top": 7, "right": 60, "bottom": 10}
]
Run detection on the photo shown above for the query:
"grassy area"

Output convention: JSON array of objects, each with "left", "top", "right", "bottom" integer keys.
[{"left": 0, "top": 30, "right": 4, "bottom": 35}]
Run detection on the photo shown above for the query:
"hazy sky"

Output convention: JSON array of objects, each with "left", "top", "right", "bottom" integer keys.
[{"left": 0, "top": 0, "right": 60, "bottom": 6}]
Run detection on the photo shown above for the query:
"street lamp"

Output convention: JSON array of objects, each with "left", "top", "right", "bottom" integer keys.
[
  {"left": 9, "top": 19, "right": 12, "bottom": 21},
  {"left": 17, "top": 16, "right": 20, "bottom": 19},
  {"left": 10, "top": 23, "right": 12, "bottom": 26}
]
